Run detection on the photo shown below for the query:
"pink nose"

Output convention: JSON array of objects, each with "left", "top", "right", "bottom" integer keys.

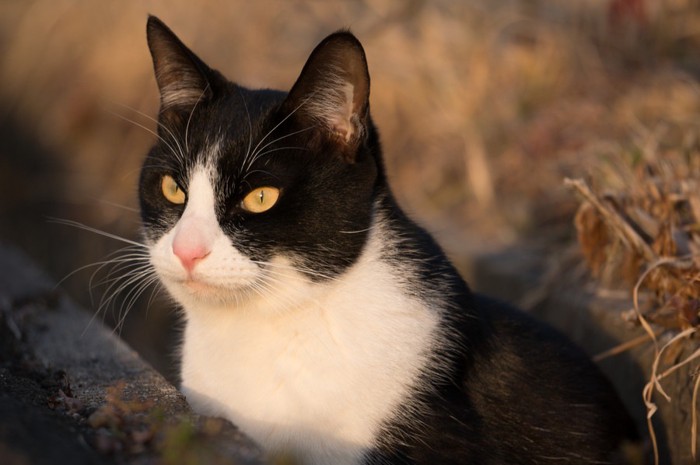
[
  {"left": 171, "top": 214, "right": 214, "bottom": 273},
  {"left": 173, "top": 242, "right": 210, "bottom": 272}
]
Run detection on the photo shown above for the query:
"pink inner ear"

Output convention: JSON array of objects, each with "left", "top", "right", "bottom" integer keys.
[
  {"left": 284, "top": 32, "right": 370, "bottom": 151},
  {"left": 316, "top": 81, "right": 357, "bottom": 143},
  {"left": 330, "top": 115, "right": 354, "bottom": 142}
]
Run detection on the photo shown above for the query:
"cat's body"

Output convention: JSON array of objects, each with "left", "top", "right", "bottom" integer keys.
[{"left": 141, "top": 17, "right": 638, "bottom": 465}]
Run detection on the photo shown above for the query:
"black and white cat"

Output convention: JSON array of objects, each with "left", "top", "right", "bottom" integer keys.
[{"left": 141, "top": 16, "right": 639, "bottom": 465}]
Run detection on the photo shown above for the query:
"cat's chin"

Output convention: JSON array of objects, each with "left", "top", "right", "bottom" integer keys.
[
  {"left": 182, "top": 279, "right": 225, "bottom": 295},
  {"left": 166, "top": 277, "right": 254, "bottom": 307}
]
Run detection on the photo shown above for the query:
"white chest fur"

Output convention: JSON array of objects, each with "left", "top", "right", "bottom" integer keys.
[{"left": 179, "top": 236, "right": 440, "bottom": 465}]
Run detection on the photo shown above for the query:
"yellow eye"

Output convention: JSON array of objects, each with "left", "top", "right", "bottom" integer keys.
[
  {"left": 241, "top": 187, "right": 280, "bottom": 213},
  {"left": 161, "top": 175, "right": 186, "bottom": 204}
]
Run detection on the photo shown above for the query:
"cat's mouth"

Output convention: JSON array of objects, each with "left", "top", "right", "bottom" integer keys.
[
  {"left": 171, "top": 274, "right": 258, "bottom": 304},
  {"left": 182, "top": 278, "right": 222, "bottom": 294},
  {"left": 151, "top": 253, "right": 263, "bottom": 305}
]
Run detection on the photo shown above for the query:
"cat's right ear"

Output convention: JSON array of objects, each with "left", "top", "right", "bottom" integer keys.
[
  {"left": 284, "top": 31, "right": 371, "bottom": 163},
  {"left": 146, "top": 16, "right": 219, "bottom": 121}
]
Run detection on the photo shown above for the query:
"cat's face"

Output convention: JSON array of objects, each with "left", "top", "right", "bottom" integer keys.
[{"left": 140, "top": 17, "right": 381, "bottom": 310}]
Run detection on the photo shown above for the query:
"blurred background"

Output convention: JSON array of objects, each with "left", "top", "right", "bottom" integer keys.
[{"left": 1, "top": 0, "right": 699, "bottom": 381}]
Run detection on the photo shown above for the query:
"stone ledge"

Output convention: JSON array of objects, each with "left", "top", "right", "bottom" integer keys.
[{"left": 0, "top": 243, "right": 263, "bottom": 465}]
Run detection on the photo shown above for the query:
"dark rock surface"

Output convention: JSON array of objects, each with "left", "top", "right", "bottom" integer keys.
[{"left": 0, "top": 243, "right": 263, "bottom": 465}]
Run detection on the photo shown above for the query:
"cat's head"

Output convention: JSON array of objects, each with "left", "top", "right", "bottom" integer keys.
[{"left": 140, "top": 16, "right": 383, "bottom": 311}]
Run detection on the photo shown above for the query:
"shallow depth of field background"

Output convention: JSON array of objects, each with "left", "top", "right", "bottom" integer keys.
[{"left": 1, "top": 0, "right": 698, "bottom": 380}]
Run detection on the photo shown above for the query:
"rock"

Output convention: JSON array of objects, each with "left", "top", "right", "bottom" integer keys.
[{"left": 0, "top": 243, "right": 264, "bottom": 465}]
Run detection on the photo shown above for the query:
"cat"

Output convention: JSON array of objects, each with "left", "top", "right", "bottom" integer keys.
[{"left": 141, "top": 16, "right": 640, "bottom": 465}]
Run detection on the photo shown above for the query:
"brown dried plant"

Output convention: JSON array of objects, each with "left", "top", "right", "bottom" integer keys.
[
  {"left": 569, "top": 147, "right": 700, "bottom": 331},
  {"left": 567, "top": 139, "right": 700, "bottom": 464}
]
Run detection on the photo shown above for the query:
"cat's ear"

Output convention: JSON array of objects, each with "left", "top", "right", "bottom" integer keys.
[
  {"left": 146, "top": 16, "right": 219, "bottom": 117},
  {"left": 285, "top": 31, "right": 370, "bottom": 160}
]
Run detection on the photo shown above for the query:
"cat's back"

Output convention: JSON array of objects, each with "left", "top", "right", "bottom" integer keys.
[{"left": 399, "top": 293, "right": 640, "bottom": 464}]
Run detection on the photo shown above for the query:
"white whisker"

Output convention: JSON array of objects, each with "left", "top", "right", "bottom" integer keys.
[
  {"left": 339, "top": 227, "right": 372, "bottom": 234},
  {"left": 237, "top": 87, "right": 255, "bottom": 175},
  {"left": 250, "top": 145, "right": 309, "bottom": 158},
  {"left": 50, "top": 218, "right": 147, "bottom": 249},
  {"left": 241, "top": 97, "right": 314, "bottom": 175},
  {"left": 184, "top": 86, "right": 209, "bottom": 155},
  {"left": 250, "top": 259, "right": 339, "bottom": 282},
  {"left": 112, "top": 273, "right": 161, "bottom": 335},
  {"left": 245, "top": 127, "right": 314, "bottom": 173},
  {"left": 111, "top": 102, "right": 190, "bottom": 165},
  {"left": 108, "top": 108, "right": 185, "bottom": 166},
  {"left": 53, "top": 217, "right": 160, "bottom": 336}
]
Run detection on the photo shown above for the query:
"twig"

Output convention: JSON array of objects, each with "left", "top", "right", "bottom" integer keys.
[
  {"left": 693, "top": 369, "right": 700, "bottom": 460},
  {"left": 593, "top": 330, "right": 661, "bottom": 362},
  {"left": 632, "top": 257, "right": 678, "bottom": 465},
  {"left": 564, "top": 178, "right": 658, "bottom": 263},
  {"left": 642, "top": 326, "right": 699, "bottom": 465}
]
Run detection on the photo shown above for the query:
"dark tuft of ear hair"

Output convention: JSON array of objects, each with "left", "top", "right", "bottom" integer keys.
[
  {"left": 146, "top": 16, "right": 221, "bottom": 122},
  {"left": 285, "top": 31, "right": 371, "bottom": 162}
]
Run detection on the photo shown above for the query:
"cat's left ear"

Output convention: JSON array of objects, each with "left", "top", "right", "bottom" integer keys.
[
  {"left": 285, "top": 31, "right": 370, "bottom": 161},
  {"left": 146, "top": 16, "right": 222, "bottom": 122}
]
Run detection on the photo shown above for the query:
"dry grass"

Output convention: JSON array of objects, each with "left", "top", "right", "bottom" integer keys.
[
  {"left": 570, "top": 158, "right": 700, "bottom": 331},
  {"left": 566, "top": 99, "right": 700, "bottom": 464},
  {"left": 3, "top": 0, "right": 699, "bottom": 244}
]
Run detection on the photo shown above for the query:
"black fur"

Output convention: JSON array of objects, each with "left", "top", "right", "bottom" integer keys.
[{"left": 141, "top": 16, "right": 639, "bottom": 464}]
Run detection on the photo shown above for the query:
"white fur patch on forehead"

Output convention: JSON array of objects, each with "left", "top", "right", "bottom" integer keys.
[
  {"left": 186, "top": 166, "right": 216, "bottom": 210},
  {"left": 192, "top": 139, "right": 223, "bottom": 180},
  {"left": 186, "top": 164, "right": 218, "bottom": 217}
]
